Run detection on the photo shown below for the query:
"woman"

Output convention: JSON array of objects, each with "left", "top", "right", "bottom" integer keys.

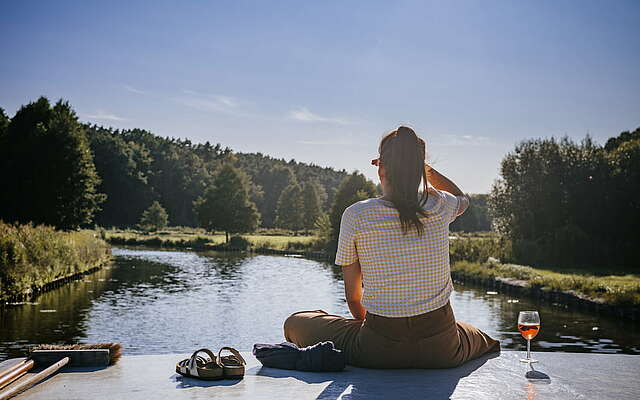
[{"left": 283, "top": 126, "right": 500, "bottom": 368}]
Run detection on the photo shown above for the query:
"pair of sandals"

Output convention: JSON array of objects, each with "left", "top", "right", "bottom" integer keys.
[{"left": 176, "top": 347, "right": 246, "bottom": 380}]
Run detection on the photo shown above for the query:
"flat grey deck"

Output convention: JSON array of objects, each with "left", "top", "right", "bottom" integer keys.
[{"left": 2, "top": 351, "right": 639, "bottom": 399}]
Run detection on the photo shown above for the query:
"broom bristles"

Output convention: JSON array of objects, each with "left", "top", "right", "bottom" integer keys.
[{"left": 30, "top": 343, "right": 122, "bottom": 365}]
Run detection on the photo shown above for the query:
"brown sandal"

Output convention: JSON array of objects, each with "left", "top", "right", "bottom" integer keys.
[
  {"left": 175, "top": 348, "right": 223, "bottom": 380},
  {"left": 218, "top": 347, "right": 246, "bottom": 379}
]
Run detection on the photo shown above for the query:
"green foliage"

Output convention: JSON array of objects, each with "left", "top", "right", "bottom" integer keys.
[
  {"left": 604, "top": 127, "right": 640, "bottom": 152},
  {"left": 489, "top": 130, "right": 640, "bottom": 270},
  {"left": 194, "top": 162, "right": 260, "bottom": 241},
  {"left": 275, "top": 183, "right": 305, "bottom": 231},
  {"left": 0, "top": 97, "right": 105, "bottom": 229},
  {"left": 328, "top": 172, "right": 378, "bottom": 251},
  {"left": 302, "top": 181, "right": 323, "bottom": 230},
  {"left": 227, "top": 235, "right": 251, "bottom": 250},
  {"left": 87, "top": 125, "right": 154, "bottom": 227},
  {"left": 0, "top": 108, "right": 8, "bottom": 138},
  {"left": 254, "top": 165, "right": 296, "bottom": 228},
  {"left": 450, "top": 194, "right": 491, "bottom": 232},
  {"left": 449, "top": 236, "right": 513, "bottom": 264},
  {"left": 2, "top": 98, "right": 350, "bottom": 231},
  {"left": 0, "top": 221, "right": 111, "bottom": 301},
  {"left": 139, "top": 201, "right": 169, "bottom": 232},
  {"left": 81, "top": 123, "right": 347, "bottom": 229}
]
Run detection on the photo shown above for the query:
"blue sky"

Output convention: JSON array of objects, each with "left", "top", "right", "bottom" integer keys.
[{"left": 1, "top": 1, "right": 639, "bottom": 193}]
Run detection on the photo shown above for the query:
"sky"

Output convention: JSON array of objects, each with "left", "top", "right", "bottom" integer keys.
[{"left": 1, "top": 1, "right": 639, "bottom": 193}]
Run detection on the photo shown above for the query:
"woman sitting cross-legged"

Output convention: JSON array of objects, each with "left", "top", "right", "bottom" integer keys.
[{"left": 283, "top": 125, "right": 500, "bottom": 368}]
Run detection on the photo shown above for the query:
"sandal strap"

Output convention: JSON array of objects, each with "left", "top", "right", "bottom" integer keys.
[
  {"left": 218, "top": 347, "right": 246, "bottom": 365},
  {"left": 189, "top": 348, "right": 219, "bottom": 370}
]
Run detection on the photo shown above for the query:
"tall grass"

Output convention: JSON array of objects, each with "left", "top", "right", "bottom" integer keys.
[{"left": 0, "top": 221, "right": 111, "bottom": 301}]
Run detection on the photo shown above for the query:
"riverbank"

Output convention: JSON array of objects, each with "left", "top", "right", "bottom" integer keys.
[
  {"left": 0, "top": 222, "right": 111, "bottom": 303},
  {"left": 102, "top": 227, "right": 319, "bottom": 252},
  {"left": 451, "top": 260, "right": 640, "bottom": 319}
]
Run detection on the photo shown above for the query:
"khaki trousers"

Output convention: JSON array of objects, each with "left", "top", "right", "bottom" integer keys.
[{"left": 284, "top": 302, "right": 500, "bottom": 369}]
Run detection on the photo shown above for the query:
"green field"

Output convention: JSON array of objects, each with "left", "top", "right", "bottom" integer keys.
[{"left": 102, "top": 226, "right": 318, "bottom": 251}]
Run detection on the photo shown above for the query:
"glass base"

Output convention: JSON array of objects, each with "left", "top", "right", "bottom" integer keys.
[{"left": 520, "top": 358, "right": 539, "bottom": 363}]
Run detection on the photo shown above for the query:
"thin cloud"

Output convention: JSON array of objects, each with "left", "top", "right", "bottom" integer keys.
[
  {"left": 176, "top": 90, "right": 241, "bottom": 115},
  {"left": 439, "top": 134, "right": 491, "bottom": 146},
  {"left": 288, "top": 107, "right": 351, "bottom": 125},
  {"left": 297, "top": 139, "right": 353, "bottom": 145},
  {"left": 124, "top": 85, "right": 145, "bottom": 94},
  {"left": 84, "top": 113, "right": 126, "bottom": 121}
]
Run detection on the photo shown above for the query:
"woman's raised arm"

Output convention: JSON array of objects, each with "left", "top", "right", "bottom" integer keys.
[{"left": 425, "top": 164, "right": 469, "bottom": 216}]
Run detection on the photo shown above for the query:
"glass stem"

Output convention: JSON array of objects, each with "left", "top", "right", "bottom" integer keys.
[{"left": 527, "top": 339, "right": 531, "bottom": 360}]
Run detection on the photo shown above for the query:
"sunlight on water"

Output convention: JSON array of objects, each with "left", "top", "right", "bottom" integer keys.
[{"left": 1, "top": 248, "right": 638, "bottom": 359}]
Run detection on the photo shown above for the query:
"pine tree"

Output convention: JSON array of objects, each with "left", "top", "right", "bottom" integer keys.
[
  {"left": 0, "top": 97, "right": 105, "bottom": 229},
  {"left": 140, "top": 201, "right": 169, "bottom": 231},
  {"left": 255, "top": 165, "right": 296, "bottom": 227},
  {"left": 194, "top": 162, "right": 260, "bottom": 242},
  {"left": 275, "top": 183, "right": 305, "bottom": 231},
  {"left": 301, "top": 181, "right": 322, "bottom": 230}
]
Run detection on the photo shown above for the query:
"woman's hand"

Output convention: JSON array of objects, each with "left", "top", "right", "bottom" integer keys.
[
  {"left": 342, "top": 260, "right": 367, "bottom": 321},
  {"left": 424, "top": 163, "right": 433, "bottom": 176}
]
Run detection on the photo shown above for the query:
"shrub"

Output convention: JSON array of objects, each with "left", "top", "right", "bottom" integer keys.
[
  {"left": 0, "top": 221, "right": 111, "bottom": 301},
  {"left": 227, "top": 235, "right": 251, "bottom": 250}
]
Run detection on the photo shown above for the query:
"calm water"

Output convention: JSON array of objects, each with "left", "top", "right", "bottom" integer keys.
[{"left": 1, "top": 248, "right": 638, "bottom": 360}]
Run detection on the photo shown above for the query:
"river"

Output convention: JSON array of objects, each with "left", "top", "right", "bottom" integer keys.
[{"left": 1, "top": 248, "right": 638, "bottom": 360}]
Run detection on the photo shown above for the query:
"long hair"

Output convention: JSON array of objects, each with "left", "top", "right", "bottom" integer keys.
[{"left": 379, "top": 126, "right": 429, "bottom": 235}]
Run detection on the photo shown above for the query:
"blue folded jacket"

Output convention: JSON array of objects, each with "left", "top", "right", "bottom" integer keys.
[{"left": 252, "top": 341, "right": 345, "bottom": 372}]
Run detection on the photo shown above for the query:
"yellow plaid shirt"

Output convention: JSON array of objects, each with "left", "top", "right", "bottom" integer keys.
[{"left": 335, "top": 187, "right": 460, "bottom": 317}]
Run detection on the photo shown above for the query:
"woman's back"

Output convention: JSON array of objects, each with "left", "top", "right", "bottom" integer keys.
[
  {"left": 283, "top": 125, "right": 499, "bottom": 369},
  {"left": 335, "top": 187, "right": 461, "bottom": 317}
]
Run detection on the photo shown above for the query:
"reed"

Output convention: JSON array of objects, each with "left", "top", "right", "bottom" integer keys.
[{"left": 0, "top": 221, "right": 111, "bottom": 302}]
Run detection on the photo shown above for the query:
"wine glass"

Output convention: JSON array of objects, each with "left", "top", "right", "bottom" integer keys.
[{"left": 518, "top": 311, "right": 540, "bottom": 363}]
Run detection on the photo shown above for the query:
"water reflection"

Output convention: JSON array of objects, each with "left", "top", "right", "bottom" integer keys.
[{"left": 0, "top": 248, "right": 638, "bottom": 360}]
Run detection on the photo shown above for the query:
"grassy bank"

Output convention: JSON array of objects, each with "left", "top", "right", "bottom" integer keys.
[
  {"left": 102, "top": 227, "right": 319, "bottom": 252},
  {"left": 449, "top": 235, "right": 640, "bottom": 307},
  {"left": 0, "top": 222, "right": 111, "bottom": 302},
  {"left": 451, "top": 260, "right": 640, "bottom": 307}
]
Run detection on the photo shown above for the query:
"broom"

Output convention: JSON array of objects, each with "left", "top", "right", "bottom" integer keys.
[{"left": 0, "top": 343, "right": 122, "bottom": 400}]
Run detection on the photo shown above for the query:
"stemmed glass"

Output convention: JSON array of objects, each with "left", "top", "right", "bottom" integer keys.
[{"left": 518, "top": 311, "right": 540, "bottom": 363}]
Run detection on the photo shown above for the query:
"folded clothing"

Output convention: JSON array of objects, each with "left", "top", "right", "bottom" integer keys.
[{"left": 252, "top": 341, "right": 345, "bottom": 372}]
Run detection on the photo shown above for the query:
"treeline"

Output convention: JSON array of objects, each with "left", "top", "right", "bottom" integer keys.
[
  {"left": 86, "top": 124, "right": 347, "bottom": 231},
  {"left": 0, "top": 97, "right": 351, "bottom": 235},
  {"left": 490, "top": 128, "right": 640, "bottom": 270},
  {"left": 1, "top": 96, "right": 499, "bottom": 252}
]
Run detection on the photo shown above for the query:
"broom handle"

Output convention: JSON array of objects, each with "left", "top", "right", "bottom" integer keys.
[
  {"left": 0, "top": 360, "right": 34, "bottom": 390},
  {"left": 0, "top": 357, "right": 68, "bottom": 400},
  {"left": 0, "top": 360, "right": 26, "bottom": 381}
]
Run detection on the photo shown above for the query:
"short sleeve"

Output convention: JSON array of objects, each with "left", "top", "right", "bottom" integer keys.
[
  {"left": 335, "top": 206, "right": 359, "bottom": 266},
  {"left": 439, "top": 189, "right": 461, "bottom": 224}
]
